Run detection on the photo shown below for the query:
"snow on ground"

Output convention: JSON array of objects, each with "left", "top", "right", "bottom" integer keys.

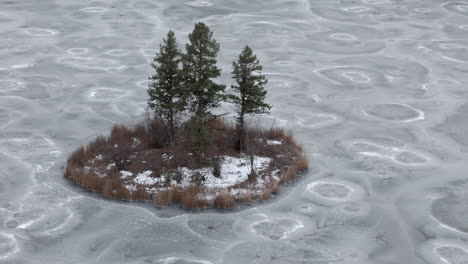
[
  {"left": 267, "top": 140, "right": 282, "bottom": 145},
  {"left": 123, "top": 156, "right": 272, "bottom": 191},
  {"left": 201, "top": 156, "right": 272, "bottom": 188},
  {"left": 119, "top": 170, "right": 133, "bottom": 179},
  {"left": 133, "top": 170, "right": 159, "bottom": 185}
]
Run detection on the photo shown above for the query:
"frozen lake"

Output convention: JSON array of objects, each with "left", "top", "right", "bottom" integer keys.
[{"left": 1, "top": 0, "right": 468, "bottom": 263}]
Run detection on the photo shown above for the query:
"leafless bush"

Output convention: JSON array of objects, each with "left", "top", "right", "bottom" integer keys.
[
  {"left": 239, "top": 193, "right": 253, "bottom": 205},
  {"left": 86, "top": 136, "right": 107, "bottom": 157},
  {"left": 259, "top": 189, "right": 271, "bottom": 201},
  {"left": 267, "top": 180, "right": 280, "bottom": 195},
  {"left": 132, "top": 186, "right": 151, "bottom": 201},
  {"left": 295, "top": 155, "right": 309, "bottom": 172},
  {"left": 153, "top": 188, "right": 180, "bottom": 207},
  {"left": 66, "top": 146, "right": 87, "bottom": 172},
  {"left": 213, "top": 192, "right": 235, "bottom": 209},
  {"left": 180, "top": 185, "right": 208, "bottom": 209}
]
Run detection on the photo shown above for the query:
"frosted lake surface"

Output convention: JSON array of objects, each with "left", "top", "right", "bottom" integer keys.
[{"left": 1, "top": 0, "right": 468, "bottom": 263}]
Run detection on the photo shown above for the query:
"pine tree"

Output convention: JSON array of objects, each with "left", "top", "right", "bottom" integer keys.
[
  {"left": 147, "top": 30, "right": 186, "bottom": 141},
  {"left": 230, "top": 45, "right": 271, "bottom": 149},
  {"left": 182, "top": 22, "right": 226, "bottom": 118}
]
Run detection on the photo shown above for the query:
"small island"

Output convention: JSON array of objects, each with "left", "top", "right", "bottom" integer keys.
[{"left": 64, "top": 22, "right": 308, "bottom": 209}]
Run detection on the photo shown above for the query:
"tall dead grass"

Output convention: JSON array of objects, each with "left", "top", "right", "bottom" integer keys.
[{"left": 213, "top": 192, "right": 236, "bottom": 209}]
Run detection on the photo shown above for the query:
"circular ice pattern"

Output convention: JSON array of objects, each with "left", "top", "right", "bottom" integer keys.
[
  {"left": 362, "top": 103, "right": 424, "bottom": 122},
  {"left": 185, "top": 1, "right": 214, "bottom": 7},
  {"left": 432, "top": 197, "right": 468, "bottom": 233},
  {"left": 250, "top": 218, "right": 304, "bottom": 240},
  {"left": 304, "top": 179, "right": 366, "bottom": 206}
]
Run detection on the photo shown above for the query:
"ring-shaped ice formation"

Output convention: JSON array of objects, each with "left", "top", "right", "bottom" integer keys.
[
  {"left": 362, "top": 103, "right": 424, "bottom": 123},
  {"left": 304, "top": 179, "right": 366, "bottom": 206},
  {"left": 104, "top": 49, "right": 130, "bottom": 57},
  {"left": 67, "top": 48, "right": 89, "bottom": 55},
  {"left": 88, "top": 87, "right": 129, "bottom": 101},
  {"left": 330, "top": 33, "right": 358, "bottom": 41},
  {"left": 343, "top": 6, "right": 372, "bottom": 13},
  {"left": 0, "top": 80, "right": 22, "bottom": 91},
  {"left": 431, "top": 196, "right": 468, "bottom": 234},
  {"left": 79, "top": 7, "right": 108, "bottom": 13},
  {"left": 316, "top": 66, "right": 387, "bottom": 86},
  {"left": 443, "top": 3, "right": 468, "bottom": 16},
  {"left": 185, "top": 1, "right": 214, "bottom": 7},
  {"left": 347, "top": 140, "right": 432, "bottom": 166},
  {"left": 0, "top": 233, "right": 18, "bottom": 260},
  {"left": 419, "top": 239, "right": 468, "bottom": 264},
  {"left": 295, "top": 112, "right": 344, "bottom": 130},
  {"left": 250, "top": 217, "right": 304, "bottom": 240},
  {"left": 57, "top": 57, "right": 125, "bottom": 72},
  {"left": 23, "top": 28, "right": 59, "bottom": 36},
  {"left": 151, "top": 257, "right": 212, "bottom": 264}
]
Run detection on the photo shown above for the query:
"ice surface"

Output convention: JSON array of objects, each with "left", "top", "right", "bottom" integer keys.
[{"left": 1, "top": 0, "right": 468, "bottom": 263}]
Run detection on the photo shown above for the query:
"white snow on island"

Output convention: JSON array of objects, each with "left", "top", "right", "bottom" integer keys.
[
  {"left": 134, "top": 170, "right": 159, "bottom": 185},
  {"left": 122, "top": 156, "right": 273, "bottom": 191}
]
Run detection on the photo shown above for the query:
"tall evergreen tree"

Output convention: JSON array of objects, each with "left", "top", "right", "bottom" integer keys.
[
  {"left": 230, "top": 45, "right": 271, "bottom": 148},
  {"left": 147, "top": 30, "right": 186, "bottom": 141},
  {"left": 182, "top": 22, "right": 226, "bottom": 118}
]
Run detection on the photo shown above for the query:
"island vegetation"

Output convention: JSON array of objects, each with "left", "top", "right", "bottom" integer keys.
[{"left": 64, "top": 22, "right": 308, "bottom": 209}]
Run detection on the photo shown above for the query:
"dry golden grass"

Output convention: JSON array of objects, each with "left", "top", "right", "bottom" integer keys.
[
  {"left": 213, "top": 192, "right": 236, "bottom": 209},
  {"left": 66, "top": 146, "right": 87, "bottom": 171},
  {"left": 295, "top": 155, "right": 309, "bottom": 172},
  {"left": 153, "top": 189, "right": 174, "bottom": 207},
  {"left": 153, "top": 187, "right": 182, "bottom": 207},
  {"left": 180, "top": 185, "right": 209, "bottom": 209},
  {"left": 132, "top": 186, "right": 151, "bottom": 201},
  {"left": 259, "top": 189, "right": 271, "bottom": 201},
  {"left": 267, "top": 180, "right": 280, "bottom": 195},
  {"left": 109, "top": 124, "right": 133, "bottom": 145},
  {"left": 239, "top": 194, "right": 253, "bottom": 205},
  {"left": 264, "top": 127, "right": 286, "bottom": 140}
]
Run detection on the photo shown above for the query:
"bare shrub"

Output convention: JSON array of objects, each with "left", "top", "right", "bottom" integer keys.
[
  {"left": 113, "top": 184, "right": 130, "bottom": 200},
  {"left": 295, "top": 155, "right": 309, "bottom": 172},
  {"left": 132, "top": 186, "right": 150, "bottom": 201},
  {"left": 86, "top": 136, "right": 107, "bottom": 157},
  {"left": 109, "top": 124, "right": 132, "bottom": 145},
  {"left": 146, "top": 119, "right": 169, "bottom": 148},
  {"left": 108, "top": 141, "right": 132, "bottom": 171},
  {"left": 80, "top": 171, "right": 104, "bottom": 192},
  {"left": 153, "top": 189, "right": 174, "bottom": 207},
  {"left": 264, "top": 127, "right": 286, "bottom": 140},
  {"left": 213, "top": 192, "right": 235, "bottom": 209},
  {"left": 64, "top": 164, "right": 73, "bottom": 178},
  {"left": 180, "top": 185, "right": 208, "bottom": 209},
  {"left": 67, "top": 146, "right": 87, "bottom": 170},
  {"left": 279, "top": 166, "right": 298, "bottom": 184},
  {"left": 103, "top": 179, "right": 115, "bottom": 198},
  {"left": 267, "top": 180, "right": 280, "bottom": 195},
  {"left": 259, "top": 189, "right": 271, "bottom": 201},
  {"left": 239, "top": 194, "right": 253, "bottom": 205}
]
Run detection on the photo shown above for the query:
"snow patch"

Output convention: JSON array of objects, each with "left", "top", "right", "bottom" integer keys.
[
  {"left": 120, "top": 170, "right": 133, "bottom": 179},
  {"left": 267, "top": 140, "right": 282, "bottom": 145},
  {"left": 134, "top": 170, "right": 159, "bottom": 185}
]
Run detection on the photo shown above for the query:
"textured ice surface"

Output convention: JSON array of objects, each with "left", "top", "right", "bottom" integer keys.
[{"left": 1, "top": 0, "right": 468, "bottom": 263}]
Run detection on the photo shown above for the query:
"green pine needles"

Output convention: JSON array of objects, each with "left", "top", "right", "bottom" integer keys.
[
  {"left": 148, "top": 30, "right": 186, "bottom": 140},
  {"left": 148, "top": 22, "right": 271, "bottom": 151},
  {"left": 182, "top": 22, "right": 226, "bottom": 118},
  {"left": 230, "top": 45, "right": 271, "bottom": 148}
]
